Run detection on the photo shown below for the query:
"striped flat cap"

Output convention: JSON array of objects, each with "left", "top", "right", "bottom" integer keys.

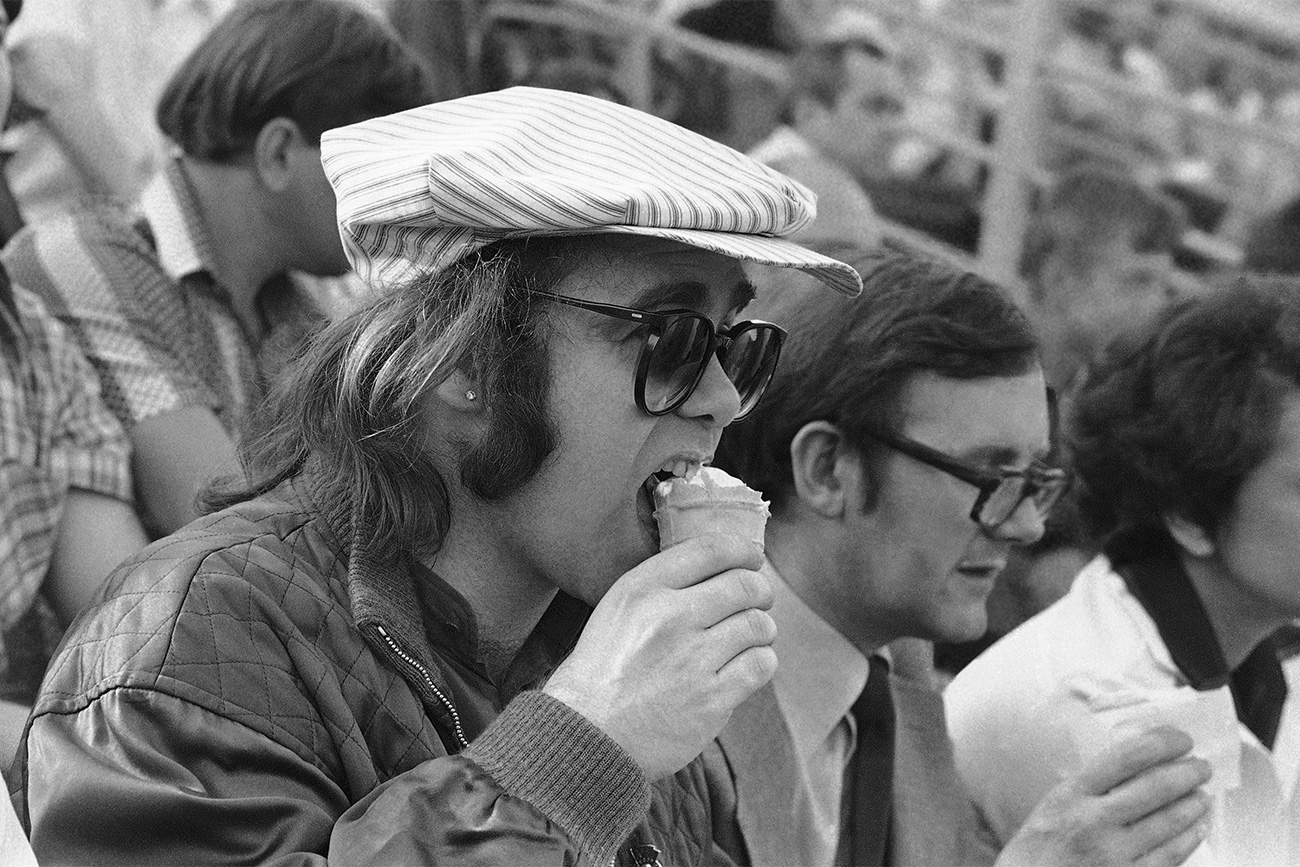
[{"left": 320, "top": 87, "right": 862, "bottom": 296}]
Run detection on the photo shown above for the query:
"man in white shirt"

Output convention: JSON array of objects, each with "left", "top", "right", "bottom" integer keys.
[{"left": 702, "top": 249, "right": 1214, "bottom": 866}]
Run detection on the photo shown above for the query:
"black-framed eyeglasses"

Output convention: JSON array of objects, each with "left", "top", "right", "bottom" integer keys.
[
  {"left": 866, "top": 430, "right": 1070, "bottom": 532},
  {"left": 529, "top": 290, "right": 786, "bottom": 421}
]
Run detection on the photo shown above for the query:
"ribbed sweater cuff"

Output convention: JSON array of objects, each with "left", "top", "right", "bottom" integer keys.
[{"left": 464, "top": 690, "right": 650, "bottom": 863}]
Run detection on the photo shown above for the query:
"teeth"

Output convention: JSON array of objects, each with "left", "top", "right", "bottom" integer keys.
[
  {"left": 657, "top": 459, "right": 702, "bottom": 479},
  {"left": 655, "top": 460, "right": 707, "bottom": 480}
]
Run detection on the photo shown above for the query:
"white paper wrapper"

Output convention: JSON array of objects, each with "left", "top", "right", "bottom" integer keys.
[{"left": 1065, "top": 674, "right": 1241, "bottom": 797}]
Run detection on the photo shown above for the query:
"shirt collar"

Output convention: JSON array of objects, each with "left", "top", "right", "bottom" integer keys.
[
  {"left": 767, "top": 558, "right": 872, "bottom": 750},
  {"left": 139, "top": 157, "right": 218, "bottom": 282},
  {"left": 1107, "top": 527, "right": 1230, "bottom": 691},
  {"left": 1107, "top": 526, "right": 1287, "bottom": 749}
]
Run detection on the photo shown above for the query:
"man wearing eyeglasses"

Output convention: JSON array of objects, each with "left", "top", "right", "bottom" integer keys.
[
  {"left": 702, "top": 250, "right": 1212, "bottom": 866},
  {"left": 14, "top": 89, "right": 862, "bottom": 865}
]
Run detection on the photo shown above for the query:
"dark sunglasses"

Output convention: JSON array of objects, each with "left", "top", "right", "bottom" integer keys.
[
  {"left": 867, "top": 430, "right": 1070, "bottom": 532},
  {"left": 528, "top": 291, "right": 786, "bottom": 420}
]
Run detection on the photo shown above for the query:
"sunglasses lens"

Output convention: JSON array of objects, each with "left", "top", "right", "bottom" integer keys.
[
  {"left": 643, "top": 316, "right": 712, "bottom": 413},
  {"left": 723, "top": 325, "right": 782, "bottom": 418}
]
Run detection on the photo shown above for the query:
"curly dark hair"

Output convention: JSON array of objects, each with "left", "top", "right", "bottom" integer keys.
[{"left": 1068, "top": 276, "right": 1300, "bottom": 540}]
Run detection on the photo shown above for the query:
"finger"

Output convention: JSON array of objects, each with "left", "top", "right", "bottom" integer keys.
[
  {"left": 676, "top": 567, "right": 774, "bottom": 627},
  {"left": 1075, "top": 726, "right": 1196, "bottom": 796},
  {"left": 1134, "top": 817, "right": 1209, "bottom": 867},
  {"left": 1122, "top": 788, "right": 1211, "bottom": 862},
  {"left": 714, "top": 643, "right": 778, "bottom": 705},
  {"left": 701, "top": 606, "right": 778, "bottom": 673},
  {"left": 637, "top": 534, "right": 765, "bottom": 591},
  {"left": 1098, "top": 756, "right": 1210, "bottom": 827}
]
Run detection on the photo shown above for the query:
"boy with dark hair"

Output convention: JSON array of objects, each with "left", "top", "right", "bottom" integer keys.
[
  {"left": 2, "top": 0, "right": 434, "bottom": 536},
  {"left": 949, "top": 277, "right": 1300, "bottom": 866}
]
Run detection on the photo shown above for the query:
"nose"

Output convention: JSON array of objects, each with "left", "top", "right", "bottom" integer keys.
[
  {"left": 677, "top": 350, "right": 742, "bottom": 427},
  {"left": 985, "top": 496, "right": 1047, "bottom": 545}
]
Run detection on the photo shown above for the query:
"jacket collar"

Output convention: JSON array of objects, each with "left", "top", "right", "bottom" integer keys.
[
  {"left": 1106, "top": 527, "right": 1230, "bottom": 690},
  {"left": 302, "top": 471, "right": 589, "bottom": 741},
  {"left": 1106, "top": 526, "right": 1288, "bottom": 749}
]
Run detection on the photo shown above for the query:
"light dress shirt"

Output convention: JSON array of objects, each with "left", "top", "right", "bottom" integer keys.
[{"left": 767, "top": 559, "right": 872, "bottom": 866}]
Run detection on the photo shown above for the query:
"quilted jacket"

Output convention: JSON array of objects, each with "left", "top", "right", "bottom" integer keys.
[{"left": 13, "top": 476, "right": 721, "bottom": 866}]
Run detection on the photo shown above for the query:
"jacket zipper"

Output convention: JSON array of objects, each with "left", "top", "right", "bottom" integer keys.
[
  {"left": 371, "top": 623, "right": 469, "bottom": 751},
  {"left": 376, "top": 625, "right": 660, "bottom": 866},
  {"left": 626, "top": 843, "right": 663, "bottom": 866}
]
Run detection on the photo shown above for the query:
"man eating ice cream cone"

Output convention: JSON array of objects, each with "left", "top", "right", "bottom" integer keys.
[{"left": 13, "top": 87, "right": 861, "bottom": 865}]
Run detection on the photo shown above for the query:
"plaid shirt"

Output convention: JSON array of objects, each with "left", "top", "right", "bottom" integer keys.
[
  {"left": 0, "top": 281, "right": 132, "bottom": 701},
  {"left": 1, "top": 158, "right": 345, "bottom": 441}
]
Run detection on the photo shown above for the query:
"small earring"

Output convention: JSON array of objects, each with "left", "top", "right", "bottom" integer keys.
[{"left": 465, "top": 389, "right": 477, "bottom": 401}]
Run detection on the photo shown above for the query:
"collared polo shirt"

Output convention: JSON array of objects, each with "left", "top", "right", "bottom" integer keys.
[
  {"left": 0, "top": 281, "right": 132, "bottom": 701},
  {"left": 2, "top": 158, "right": 332, "bottom": 442},
  {"left": 767, "top": 559, "right": 873, "bottom": 866}
]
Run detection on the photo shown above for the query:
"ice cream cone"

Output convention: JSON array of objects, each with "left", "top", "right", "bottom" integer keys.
[{"left": 653, "top": 467, "right": 770, "bottom": 550}]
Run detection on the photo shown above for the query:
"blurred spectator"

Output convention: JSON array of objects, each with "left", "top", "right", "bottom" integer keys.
[
  {"left": 671, "top": 0, "right": 792, "bottom": 152},
  {"left": 748, "top": 6, "right": 902, "bottom": 249},
  {"left": 948, "top": 278, "right": 1300, "bottom": 866},
  {"left": 2, "top": 0, "right": 237, "bottom": 224},
  {"left": 1019, "top": 166, "right": 1189, "bottom": 393},
  {"left": 0, "top": 0, "right": 147, "bottom": 770},
  {"left": 1, "top": 0, "right": 434, "bottom": 537},
  {"left": 0, "top": 276, "right": 147, "bottom": 758}
]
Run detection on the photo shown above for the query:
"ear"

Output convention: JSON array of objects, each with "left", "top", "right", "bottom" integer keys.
[
  {"left": 788, "top": 420, "right": 861, "bottom": 519},
  {"left": 1162, "top": 511, "right": 1216, "bottom": 558},
  {"left": 251, "top": 116, "right": 305, "bottom": 193},
  {"left": 431, "top": 369, "right": 487, "bottom": 415}
]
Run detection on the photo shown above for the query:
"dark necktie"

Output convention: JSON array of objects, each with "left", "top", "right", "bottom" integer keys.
[{"left": 847, "top": 654, "right": 894, "bottom": 867}]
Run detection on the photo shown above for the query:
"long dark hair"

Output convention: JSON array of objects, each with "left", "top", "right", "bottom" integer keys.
[{"left": 201, "top": 237, "right": 609, "bottom": 558}]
